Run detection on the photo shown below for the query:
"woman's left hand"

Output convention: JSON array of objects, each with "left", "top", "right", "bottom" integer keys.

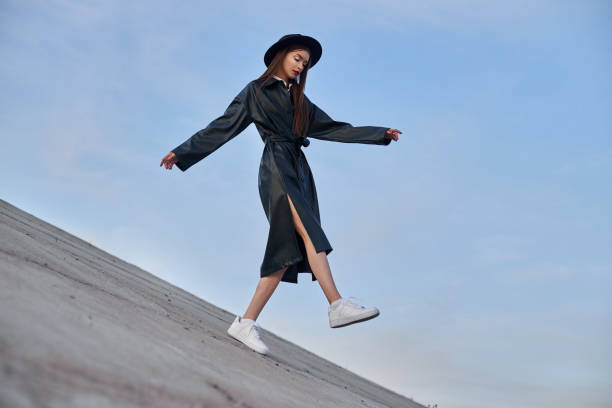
[{"left": 385, "top": 128, "right": 402, "bottom": 141}]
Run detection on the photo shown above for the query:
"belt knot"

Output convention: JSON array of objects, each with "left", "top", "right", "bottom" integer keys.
[{"left": 296, "top": 137, "right": 310, "bottom": 147}]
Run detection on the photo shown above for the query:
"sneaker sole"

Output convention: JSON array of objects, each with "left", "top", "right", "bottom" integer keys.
[
  {"left": 330, "top": 309, "right": 380, "bottom": 328},
  {"left": 227, "top": 328, "right": 269, "bottom": 355}
]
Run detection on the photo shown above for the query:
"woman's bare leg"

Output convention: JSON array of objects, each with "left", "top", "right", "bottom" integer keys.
[
  {"left": 243, "top": 266, "right": 286, "bottom": 321},
  {"left": 286, "top": 194, "right": 342, "bottom": 305}
]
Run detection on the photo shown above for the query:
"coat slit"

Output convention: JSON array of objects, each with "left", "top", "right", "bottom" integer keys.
[
  {"left": 283, "top": 191, "right": 333, "bottom": 282},
  {"left": 286, "top": 192, "right": 328, "bottom": 256}
]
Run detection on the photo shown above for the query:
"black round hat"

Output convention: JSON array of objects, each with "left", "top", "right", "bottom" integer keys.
[{"left": 264, "top": 34, "right": 322, "bottom": 68}]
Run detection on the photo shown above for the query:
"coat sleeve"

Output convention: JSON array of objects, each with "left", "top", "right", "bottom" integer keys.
[
  {"left": 305, "top": 96, "right": 391, "bottom": 145},
  {"left": 171, "top": 83, "right": 253, "bottom": 171}
]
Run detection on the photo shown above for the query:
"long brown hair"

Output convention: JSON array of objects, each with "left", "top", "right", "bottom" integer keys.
[{"left": 256, "top": 44, "right": 312, "bottom": 138}]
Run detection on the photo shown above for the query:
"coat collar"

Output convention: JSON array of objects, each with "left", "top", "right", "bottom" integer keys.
[
  {"left": 272, "top": 75, "right": 293, "bottom": 90},
  {"left": 261, "top": 75, "right": 293, "bottom": 90}
]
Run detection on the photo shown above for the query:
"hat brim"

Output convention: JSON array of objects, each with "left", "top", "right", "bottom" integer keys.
[{"left": 264, "top": 34, "right": 322, "bottom": 69}]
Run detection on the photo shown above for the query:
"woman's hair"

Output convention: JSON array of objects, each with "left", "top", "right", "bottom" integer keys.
[{"left": 256, "top": 44, "right": 312, "bottom": 138}]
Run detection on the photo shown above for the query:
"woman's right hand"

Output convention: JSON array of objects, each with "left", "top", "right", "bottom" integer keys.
[
  {"left": 384, "top": 128, "right": 402, "bottom": 141},
  {"left": 160, "top": 152, "right": 178, "bottom": 170}
]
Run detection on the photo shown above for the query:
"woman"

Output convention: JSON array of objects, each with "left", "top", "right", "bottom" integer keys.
[{"left": 160, "top": 34, "right": 401, "bottom": 355}]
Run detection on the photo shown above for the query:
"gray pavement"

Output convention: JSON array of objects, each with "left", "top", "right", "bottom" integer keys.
[{"left": 0, "top": 198, "right": 426, "bottom": 408}]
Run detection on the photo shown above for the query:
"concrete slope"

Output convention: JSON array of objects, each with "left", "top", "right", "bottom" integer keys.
[{"left": 0, "top": 198, "right": 426, "bottom": 408}]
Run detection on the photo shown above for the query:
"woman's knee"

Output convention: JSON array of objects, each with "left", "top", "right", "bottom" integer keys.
[{"left": 266, "top": 266, "right": 287, "bottom": 281}]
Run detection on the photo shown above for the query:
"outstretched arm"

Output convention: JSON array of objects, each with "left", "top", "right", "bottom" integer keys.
[
  {"left": 167, "top": 83, "right": 253, "bottom": 172},
  {"left": 305, "top": 97, "right": 399, "bottom": 145}
]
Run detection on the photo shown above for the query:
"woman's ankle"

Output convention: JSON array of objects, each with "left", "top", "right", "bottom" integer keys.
[{"left": 328, "top": 295, "right": 342, "bottom": 305}]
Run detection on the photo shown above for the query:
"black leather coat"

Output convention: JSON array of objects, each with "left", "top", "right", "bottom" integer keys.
[{"left": 171, "top": 75, "right": 391, "bottom": 284}]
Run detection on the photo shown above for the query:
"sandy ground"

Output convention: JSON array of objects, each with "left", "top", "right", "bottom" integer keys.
[{"left": 0, "top": 198, "right": 426, "bottom": 408}]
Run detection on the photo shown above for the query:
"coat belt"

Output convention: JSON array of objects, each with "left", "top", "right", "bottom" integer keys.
[
  {"left": 264, "top": 132, "right": 309, "bottom": 187},
  {"left": 265, "top": 133, "right": 310, "bottom": 148}
]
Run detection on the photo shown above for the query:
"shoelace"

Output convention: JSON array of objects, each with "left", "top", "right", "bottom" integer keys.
[
  {"left": 249, "top": 323, "right": 263, "bottom": 339},
  {"left": 346, "top": 296, "right": 366, "bottom": 308}
]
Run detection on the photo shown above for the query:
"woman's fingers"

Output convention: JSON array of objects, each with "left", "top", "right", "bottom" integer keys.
[
  {"left": 385, "top": 128, "right": 401, "bottom": 141},
  {"left": 160, "top": 152, "right": 176, "bottom": 169}
]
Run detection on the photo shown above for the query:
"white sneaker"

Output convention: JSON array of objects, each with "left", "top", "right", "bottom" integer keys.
[
  {"left": 328, "top": 297, "right": 380, "bottom": 328},
  {"left": 227, "top": 316, "right": 270, "bottom": 355}
]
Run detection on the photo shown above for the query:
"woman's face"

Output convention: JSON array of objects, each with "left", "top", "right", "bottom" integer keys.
[{"left": 279, "top": 49, "right": 310, "bottom": 81}]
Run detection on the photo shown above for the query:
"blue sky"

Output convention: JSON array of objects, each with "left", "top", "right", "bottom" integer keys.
[{"left": 1, "top": 1, "right": 611, "bottom": 407}]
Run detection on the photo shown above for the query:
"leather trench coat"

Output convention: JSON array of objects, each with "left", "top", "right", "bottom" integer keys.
[{"left": 171, "top": 75, "right": 391, "bottom": 284}]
